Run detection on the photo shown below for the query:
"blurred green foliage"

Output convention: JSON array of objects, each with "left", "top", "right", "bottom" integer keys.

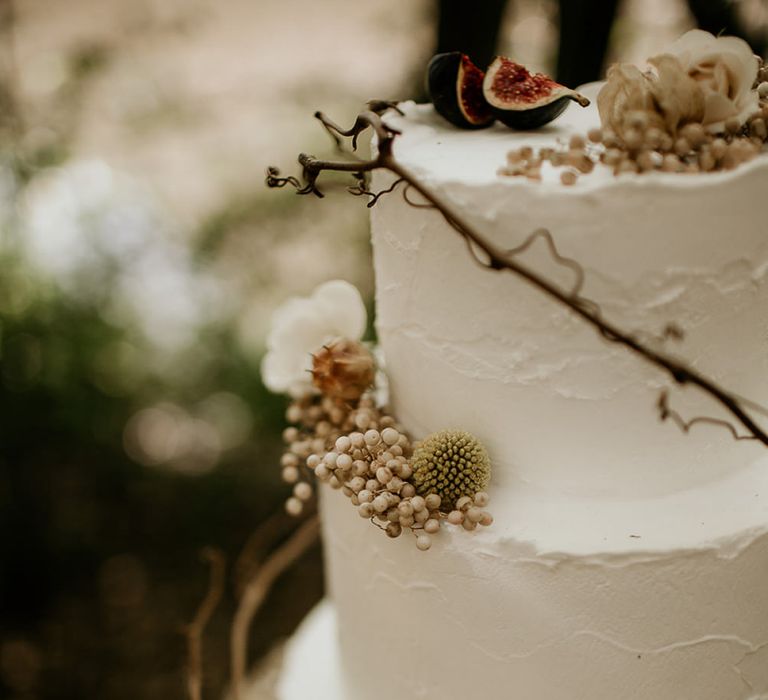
[{"left": 0, "top": 28, "right": 326, "bottom": 700}]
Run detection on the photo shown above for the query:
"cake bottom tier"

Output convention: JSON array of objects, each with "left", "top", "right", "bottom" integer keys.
[
  {"left": 317, "top": 481, "right": 768, "bottom": 700},
  {"left": 275, "top": 601, "right": 342, "bottom": 700}
]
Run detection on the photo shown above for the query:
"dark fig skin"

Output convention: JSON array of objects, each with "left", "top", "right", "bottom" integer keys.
[
  {"left": 427, "top": 52, "right": 494, "bottom": 130},
  {"left": 494, "top": 94, "right": 586, "bottom": 130},
  {"left": 482, "top": 56, "right": 589, "bottom": 130}
]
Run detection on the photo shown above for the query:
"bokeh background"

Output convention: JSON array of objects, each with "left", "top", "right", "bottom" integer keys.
[{"left": 1, "top": 1, "right": 766, "bottom": 698}]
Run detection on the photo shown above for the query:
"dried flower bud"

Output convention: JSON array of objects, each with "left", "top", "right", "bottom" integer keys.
[
  {"left": 312, "top": 338, "right": 375, "bottom": 401},
  {"left": 412, "top": 431, "right": 491, "bottom": 510}
]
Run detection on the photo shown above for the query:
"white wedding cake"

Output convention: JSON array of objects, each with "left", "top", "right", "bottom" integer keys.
[{"left": 269, "top": 32, "right": 768, "bottom": 700}]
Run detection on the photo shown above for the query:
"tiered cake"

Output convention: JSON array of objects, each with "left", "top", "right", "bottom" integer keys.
[{"left": 274, "top": 43, "right": 768, "bottom": 700}]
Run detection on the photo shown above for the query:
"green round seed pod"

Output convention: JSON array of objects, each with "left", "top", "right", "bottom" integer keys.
[{"left": 411, "top": 430, "right": 491, "bottom": 510}]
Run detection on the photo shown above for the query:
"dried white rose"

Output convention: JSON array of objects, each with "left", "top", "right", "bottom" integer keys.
[
  {"left": 597, "top": 63, "right": 658, "bottom": 141},
  {"left": 261, "top": 280, "right": 367, "bottom": 398},
  {"left": 662, "top": 29, "right": 759, "bottom": 132},
  {"left": 598, "top": 57, "right": 703, "bottom": 143}
]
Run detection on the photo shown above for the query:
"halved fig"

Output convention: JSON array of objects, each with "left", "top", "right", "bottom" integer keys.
[
  {"left": 482, "top": 57, "right": 590, "bottom": 130},
  {"left": 426, "top": 52, "right": 495, "bottom": 129}
]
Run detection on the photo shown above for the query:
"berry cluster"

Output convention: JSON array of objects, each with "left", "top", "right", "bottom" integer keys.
[
  {"left": 500, "top": 78, "right": 768, "bottom": 185},
  {"left": 278, "top": 391, "right": 494, "bottom": 550},
  {"left": 281, "top": 393, "right": 381, "bottom": 517}
]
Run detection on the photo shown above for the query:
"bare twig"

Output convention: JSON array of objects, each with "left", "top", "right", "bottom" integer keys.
[
  {"left": 229, "top": 516, "right": 320, "bottom": 700},
  {"left": 232, "top": 510, "right": 291, "bottom": 597},
  {"left": 348, "top": 174, "right": 405, "bottom": 207},
  {"left": 184, "top": 547, "right": 226, "bottom": 700},
  {"left": 657, "top": 390, "right": 757, "bottom": 442},
  {"left": 266, "top": 107, "right": 768, "bottom": 447}
]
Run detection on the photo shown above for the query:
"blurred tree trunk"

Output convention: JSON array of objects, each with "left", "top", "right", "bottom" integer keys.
[
  {"left": 435, "top": 0, "right": 508, "bottom": 70},
  {"left": 556, "top": 0, "right": 620, "bottom": 87}
]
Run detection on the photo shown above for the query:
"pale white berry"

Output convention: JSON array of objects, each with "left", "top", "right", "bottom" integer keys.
[
  {"left": 398, "top": 501, "right": 414, "bottom": 517},
  {"left": 357, "top": 489, "right": 373, "bottom": 503},
  {"left": 414, "top": 509, "right": 429, "bottom": 524},
  {"left": 376, "top": 466, "right": 393, "bottom": 484},
  {"left": 480, "top": 512, "right": 494, "bottom": 527},
  {"left": 354, "top": 411, "right": 371, "bottom": 430},
  {"left": 373, "top": 495, "right": 390, "bottom": 513},
  {"left": 387, "top": 476, "right": 403, "bottom": 492},
  {"left": 328, "top": 475, "right": 341, "bottom": 489},
  {"left": 447, "top": 510, "right": 464, "bottom": 525},
  {"left": 424, "top": 518, "right": 440, "bottom": 534},
  {"left": 474, "top": 491, "right": 490, "bottom": 507},
  {"left": 306, "top": 454, "right": 321, "bottom": 469},
  {"left": 358, "top": 502, "right": 374, "bottom": 518},
  {"left": 456, "top": 496, "right": 473, "bottom": 512},
  {"left": 462, "top": 518, "right": 477, "bottom": 531},
  {"left": 350, "top": 432, "right": 365, "bottom": 448},
  {"left": 283, "top": 426, "right": 299, "bottom": 443},
  {"left": 324, "top": 451, "right": 339, "bottom": 467},
  {"left": 335, "top": 435, "right": 352, "bottom": 453},
  {"left": 315, "top": 464, "right": 330, "bottom": 480},
  {"left": 282, "top": 466, "right": 300, "bottom": 484},
  {"left": 293, "top": 482, "right": 313, "bottom": 501},
  {"left": 336, "top": 453, "right": 353, "bottom": 471},
  {"left": 411, "top": 496, "right": 426, "bottom": 513},
  {"left": 281, "top": 452, "right": 299, "bottom": 468},
  {"left": 286, "top": 404, "right": 302, "bottom": 423},
  {"left": 349, "top": 476, "right": 366, "bottom": 493},
  {"left": 365, "top": 479, "right": 379, "bottom": 492},
  {"left": 381, "top": 427, "right": 400, "bottom": 446},
  {"left": 386, "top": 522, "right": 402, "bottom": 538},
  {"left": 466, "top": 507, "right": 484, "bottom": 524},
  {"left": 416, "top": 534, "right": 432, "bottom": 551},
  {"left": 399, "top": 515, "right": 415, "bottom": 528},
  {"left": 285, "top": 497, "right": 303, "bottom": 516},
  {"left": 399, "top": 464, "right": 413, "bottom": 480},
  {"left": 425, "top": 494, "right": 441, "bottom": 511},
  {"left": 401, "top": 483, "right": 416, "bottom": 498},
  {"left": 364, "top": 429, "right": 381, "bottom": 446}
]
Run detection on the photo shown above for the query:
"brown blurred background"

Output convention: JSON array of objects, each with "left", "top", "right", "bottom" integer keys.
[{"left": 1, "top": 1, "right": 765, "bottom": 699}]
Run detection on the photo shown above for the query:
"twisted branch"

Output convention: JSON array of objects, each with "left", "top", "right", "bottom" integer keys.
[
  {"left": 229, "top": 516, "right": 320, "bottom": 700},
  {"left": 266, "top": 107, "right": 768, "bottom": 447},
  {"left": 184, "top": 547, "right": 226, "bottom": 700}
]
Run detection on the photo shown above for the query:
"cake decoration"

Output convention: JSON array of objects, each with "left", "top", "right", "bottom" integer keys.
[
  {"left": 482, "top": 56, "right": 590, "bottom": 129},
  {"left": 426, "top": 53, "right": 494, "bottom": 129},
  {"left": 500, "top": 30, "right": 767, "bottom": 183},
  {"left": 261, "top": 279, "right": 367, "bottom": 398},
  {"left": 426, "top": 52, "right": 590, "bottom": 131},
  {"left": 265, "top": 281, "right": 494, "bottom": 550},
  {"left": 412, "top": 429, "right": 491, "bottom": 510}
]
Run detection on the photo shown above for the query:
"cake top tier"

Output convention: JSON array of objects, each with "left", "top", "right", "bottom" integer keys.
[{"left": 387, "top": 84, "right": 768, "bottom": 190}]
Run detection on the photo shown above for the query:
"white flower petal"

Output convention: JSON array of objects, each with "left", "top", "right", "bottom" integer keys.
[
  {"left": 311, "top": 280, "right": 367, "bottom": 341},
  {"left": 261, "top": 279, "right": 368, "bottom": 397}
]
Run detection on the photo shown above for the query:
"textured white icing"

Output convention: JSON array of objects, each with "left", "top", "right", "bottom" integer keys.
[
  {"left": 280, "top": 86, "right": 768, "bottom": 700},
  {"left": 317, "top": 488, "right": 768, "bottom": 700},
  {"left": 373, "top": 84, "right": 768, "bottom": 500}
]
